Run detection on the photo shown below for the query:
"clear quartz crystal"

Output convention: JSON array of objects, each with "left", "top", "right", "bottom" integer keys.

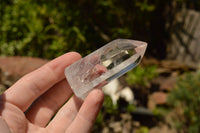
[{"left": 65, "top": 39, "right": 147, "bottom": 99}]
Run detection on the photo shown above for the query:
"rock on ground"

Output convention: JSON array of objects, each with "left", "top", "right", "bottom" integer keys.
[{"left": 0, "top": 56, "right": 49, "bottom": 78}]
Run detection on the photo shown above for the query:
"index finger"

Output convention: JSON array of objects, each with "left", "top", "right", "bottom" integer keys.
[{"left": 4, "top": 52, "right": 81, "bottom": 111}]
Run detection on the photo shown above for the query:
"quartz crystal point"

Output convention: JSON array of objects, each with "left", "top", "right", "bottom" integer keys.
[{"left": 65, "top": 39, "right": 147, "bottom": 99}]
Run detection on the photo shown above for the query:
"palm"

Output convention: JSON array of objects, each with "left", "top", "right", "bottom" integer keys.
[
  {"left": 1, "top": 102, "right": 28, "bottom": 132},
  {"left": 0, "top": 53, "right": 104, "bottom": 133}
]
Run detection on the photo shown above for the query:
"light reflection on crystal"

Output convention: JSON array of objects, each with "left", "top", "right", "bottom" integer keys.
[{"left": 65, "top": 39, "right": 147, "bottom": 99}]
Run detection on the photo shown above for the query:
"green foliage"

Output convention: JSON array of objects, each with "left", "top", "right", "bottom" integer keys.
[
  {"left": 167, "top": 70, "right": 200, "bottom": 133},
  {"left": 1, "top": 0, "right": 200, "bottom": 59},
  {"left": 93, "top": 95, "right": 136, "bottom": 132},
  {"left": 136, "top": 0, "right": 155, "bottom": 12},
  {"left": 0, "top": 0, "right": 95, "bottom": 58},
  {"left": 0, "top": 86, "right": 6, "bottom": 95},
  {"left": 101, "top": 95, "right": 137, "bottom": 114},
  {"left": 126, "top": 103, "right": 137, "bottom": 113},
  {"left": 93, "top": 110, "right": 104, "bottom": 129},
  {"left": 125, "top": 65, "right": 158, "bottom": 87},
  {"left": 135, "top": 126, "right": 149, "bottom": 133},
  {"left": 93, "top": 95, "right": 118, "bottom": 132},
  {"left": 103, "top": 95, "right": 118, "bottom": 114},
  {"left": 0, "top": 0, "right": 185, "bottom": 59},
  {"left": 152, "top": 106, "right": 169, "bottom": 118}
]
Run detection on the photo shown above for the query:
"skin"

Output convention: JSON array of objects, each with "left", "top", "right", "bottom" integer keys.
[{"left": 0, "top": 52, "right": 104, "bottom": 133}]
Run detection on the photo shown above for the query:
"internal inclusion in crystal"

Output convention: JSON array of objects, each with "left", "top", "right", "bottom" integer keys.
[
  {"left": 65, "top": 39, "right": 147, "bottom": 99},
  {"left": 101, "top": 43, "right": 136, "bottom": 69},
  {"left": 82, "top": 43, "right": 137, "bottom": 84}
]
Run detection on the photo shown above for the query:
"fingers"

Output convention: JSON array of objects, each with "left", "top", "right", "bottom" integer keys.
[
  {"left": 0, "top": 102, "right": 27, "bottom": 133},
  {"left": 46, "top": 95, "right": 83, "bottom": 132},
  {"left": 0, "top": 117, "right": 12, "bottom": 133},
  {"left": 25, "top": 79, "right": 73, "bottom": 127},
  {"left": 65, "top": 89, "right": 104, "bottom": 133},
  {"left": 4, "top": 52, "right": 81, "bottom": 112}
]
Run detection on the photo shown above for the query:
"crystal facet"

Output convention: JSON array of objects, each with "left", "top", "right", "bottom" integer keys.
[{"left": 65, "top": 39, "right": 147, "bottom": 99}]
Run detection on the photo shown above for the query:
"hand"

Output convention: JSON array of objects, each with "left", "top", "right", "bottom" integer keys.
[{"left": 0, "top": 52, "right": 104, "bottom": 133}]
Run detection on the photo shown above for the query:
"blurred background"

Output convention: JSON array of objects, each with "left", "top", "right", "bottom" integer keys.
[{"left": 0, "top": 0, "right": 200, "bottom": 133}]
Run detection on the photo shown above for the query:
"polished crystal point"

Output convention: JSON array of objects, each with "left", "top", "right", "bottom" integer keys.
[{"left": 65, "top": 39, "right": 147, "bottom": 99}]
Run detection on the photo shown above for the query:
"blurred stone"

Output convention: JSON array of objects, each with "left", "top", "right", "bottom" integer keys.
[
  {"left": 121, "top": 113, "right": 132, "bottom": 120},
  {"left": 142, "top": 57, "right": 159, "bottom": 66},
  {"left": 102, "top": 127, "right": 109, "bottom": 133},
  {"left": 152, "top": 74, "right": 177, "bottom": 91},
  {"left": 167, "top": 9, "right": 200, "bottom": 66},
  {"left": 0, "top": 84, "right": 6, "bottom": 94},
  {"left": 149, "top": 124, "right": 177, "bottom": 133},
  {"left": 160, "top": 60, "right": 196, "bottom": 71},
  {"left": 122, "top": 120, "right": 132, "bottom": 133},
  {"left": 160, "top": 76, "right": 177, "bottom": 91},
  {"left": 148, "top": 92, "right": 167, "bottom": 110},
  {"left": 0, "top": 56, "right": 49, "bottom": 78},
  {"left": 0, "top": 68, "right": 7, "bottom": 94},
  {"left": 0, "top": 56, "right": 49, "bottom": 93},
  {"left": 121, "top": 113, "right": 133, "bottom": 133},
  {"left": 132, "top": 121, "right": 140, "bottom": 128},
  {"left": 132, "top": 107, "right": 153, "bottom": 116},
  {"left": 109, "top": 122, "right": 122, "bottom": 133}
]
